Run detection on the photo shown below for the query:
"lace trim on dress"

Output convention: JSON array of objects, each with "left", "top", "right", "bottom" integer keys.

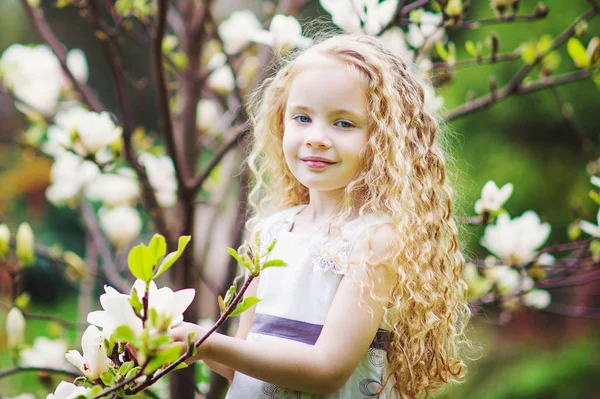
[{"left": 263, "top": 206, "right": 352, "bottom": 275}]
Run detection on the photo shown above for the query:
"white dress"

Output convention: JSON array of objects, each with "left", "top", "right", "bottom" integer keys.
[{"left": 225, "top": 205, "right": 398, "bottom": 399}]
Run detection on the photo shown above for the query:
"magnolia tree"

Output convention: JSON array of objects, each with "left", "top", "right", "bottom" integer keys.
[{"left": 0, "top": 0, "right": 599, "bottom": 398}]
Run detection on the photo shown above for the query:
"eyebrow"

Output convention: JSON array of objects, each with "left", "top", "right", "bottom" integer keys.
[{"left": 287, "top": 105, "right": 366, "bottom": 119}]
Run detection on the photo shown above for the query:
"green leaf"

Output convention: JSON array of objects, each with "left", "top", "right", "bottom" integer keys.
[
  {"left": 171, "top": 52, "right": 189, "bottom": 70},
  {"left": 119, "top": 361, "right": 135, "bottom": 376},
  {"left": 465, "top": 40, "right": 478, "bottom": 58},
  {"left": 154, "top": 236, "right": 191, "bottom": 278},
  {"left": 568, "top": 222, "right": 581, "bottom": 241},
  {"left": 537, "top": 34, "right": 553, "bottom": 54},
  {"left": 218, "top": 295, "right": 226, "bottom": 314},
  {"left": 174, "top": 362, "right": 188, "bottom": 370},
  {"left": 224, "top": 285, "right": 236, "bottom": 306},
  {"left": 149, "top": 334, "right": 173, "bottom": 350},
  {"left": 147, "top": 234, "right": 167, "bottom": 266},
  {"left": 129, "top": 287, "right": 143, "bottom": 317},
  {"left": 590, "top": 190, "right": 600, "bottom": 205},
  {"left": 593, "top": 70, "right": 600, "bottom": 90},
  {"left": 227, "top": 247, "right": 245, "bottom": 265},
  {"left": 591, "top": 240, "right": 600, "bottom": 261},
  {"left": 436, "top": 42, "right": 448, "bottom": 61},
  {"left": 145, "top": 345, "right": 183, "bottom": 375},
  {"left": 128, "top": 244, "right": 154, "bottom": 282},
  {"left": 520, "top": 42, "right": 537, "bottom": 64},
  {"left": 261, "top": 259, "right": 287, "bottom": 270},
  {"left": 100, "top": 371, "right": 114, "bottom": 386},
  {"left": 228, "top": 296, "right": 261, "bottom": 318},
  {"left": 265, "top": 239, "right": 278, "bottom": 255},
  {"left": 567, "top": 37, "right": 590, "bottom": 68},
  {"left": 111, "top": 325, "right": 135, "bottom": 343}
]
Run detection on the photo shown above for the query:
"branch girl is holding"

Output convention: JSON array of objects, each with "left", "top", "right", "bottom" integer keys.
[{"left": 171, "top": 34, "right": 472, "bottom": 398}]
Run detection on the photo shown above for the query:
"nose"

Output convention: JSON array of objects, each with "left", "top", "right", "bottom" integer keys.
[{"left": 303, "top": 125, "right": 332, "bottom": 149}]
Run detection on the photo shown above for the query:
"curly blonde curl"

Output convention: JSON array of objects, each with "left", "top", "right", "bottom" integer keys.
[{"left": 245, "top": 34, "right": 474, "bottom": 398}]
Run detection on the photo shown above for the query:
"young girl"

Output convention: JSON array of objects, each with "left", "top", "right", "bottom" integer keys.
[{"left": 171, "top": 34, "right": 471, "bottom": 398}]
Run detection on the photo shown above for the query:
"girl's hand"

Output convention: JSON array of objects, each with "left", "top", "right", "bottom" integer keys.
[{"left": 169, "top": 322, "right": 208, "bottom": 363}]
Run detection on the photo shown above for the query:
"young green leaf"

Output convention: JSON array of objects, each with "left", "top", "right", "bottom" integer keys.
[
  {"left": 154, "top": 236, "right": 191, "bottom": 278},
  {"left": 147, "top": 234, "right": 167, "bottom": 266},
  {"left": 118, "top": 361, "right": 135, "bottom": 376},
  {"left": 145, "top": 345, "right": 183, "bottom": 375},
  {"left": 567, "top": 37, "right": 590, "bottom": 68},
  {"left": 111, "top": 325, "right": 135, "bottom": 343},
  {"left": 227, "top": 247, "right": 245, "bottom": 265},
  {"left": 261, "top": 259, "right": 287, "bottom": 270},
  {"left": 465, "top": 40, "right": 478, "bottom": 58},
  {"left": 436, "top": 42, "right": 448, "bottom": 61},
  {"left": 128, "top": 244, "right": 154, "bottom": 282},
  {"left": 218, "top": 295, "right": 227, "bottom": 315},
  {"left": 228, "top": 296, "right": 261, "bottom": 318},
  {"left": 265, "top": 238, "right": 278, "bottom": 255},
  {"left": 129, "top": 287, "right": 143, "bottom": 317},
  {"left": 100, "top": 371, "right": 114, "bottom": 386},
  {"left": 590, "top": 190, "right": 600, "bottom": 205},
  {"left": 224, "top": 285, "right": 236, "bottom": 306}
]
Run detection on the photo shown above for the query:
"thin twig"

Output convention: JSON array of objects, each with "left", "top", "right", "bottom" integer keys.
[
  {"left": 0, "top": 366, "right": 80, "bottom": 379},
  {"left": 0, "top": 302, "right": 86, "bottom": 329},
  {"left": 188, "top": 121, "right": 251, "bottom": 192},
  {"left": 444, "top": 4, "right": 600, "bottom": 121}
]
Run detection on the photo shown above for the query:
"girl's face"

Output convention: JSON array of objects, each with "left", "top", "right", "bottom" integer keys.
[{"left": 282, "top": 59, "right": 369, "bottom": 193}]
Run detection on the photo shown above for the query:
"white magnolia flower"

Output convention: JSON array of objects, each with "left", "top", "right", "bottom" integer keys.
[
  {"left": 484, "top": 265, "right": 534, "bottom": 295},
  {"left": 45, "top": 151, "right": 100, "bottom": 206},
  {"left": 0, "top": 44, "right": 63, "bottom": 114},
  {"left": 406, "top": 11, "right": 445, "bottom": 50},
  {"left": 65, "top": 325, "right": 111, "bottom": 380},
  {"left": 218, "top": 10, "right": 263, "bottom": 54},
  {"left": 131, "top": 279, "right": 196, "bottom": 328},
  {"left": 320, "top": 0, "right": 362, "bottom": 33},
  {"left": 88, "top": 285, "right": 143, "bottom": 337},
  {"left": 20, "top": 337, "right": 69, "bottom": 369},
  {"left": 98, "top": 206, "right": 142, "bottom": 248},
  {"left": 42, "top": 125, "right": 73, "bottom": 156},
  {"left": 536, "top": 253, "right": 556, "bottom": 266},
  {"left": 480, "top": 211, "right": 551, "bottom": 265},
  {"left": 251, "top": 14, "right": 312, "bottom": 50},
  {"left": 16, "top": 222, "right": 35, "bottom": 266},
  {"left": 6, "top": 307, "right": 25, "bottom": 349},
  {"left": 47, "top": 381, "right": 91, "bottom": 399},
  {"left": 207, "top": 64, "right": 235, "bottom": 95},
  {"left": 85, "top": 170, "right": 140, "bottom": 207},
  {"left": 196, "top": 99, "right": 221, "bottom": 133},
  {"left": 66, "top": 48, "right": 89, "bottom": 83},
  {"left": 320, "top": 0, "right": 398, "bottom": 35},
  {"left": 423, "top": 83, "right": 444, "bottom": 114},
  {"left": 88, "top": 280, "right": 195, "bottom": 337},
  {"left": 74, "top": 111, "right": 122, "bottom": 155},
  {"left": 379, "top": 27, "right": 410, "bottom": 57},
  {"left": 474, "top": 180, "right": 514, "bottom": 214},
  {"left": 140, "top": 153, "right": 178, "bottom": 208},
  {"left": 591, "top": 175, "right": 600, "bottom": 188},
  {"left": 579, "top": 208, "right": 600, "bottom": 237},
  {"left": 522, "top": 289, "right": 551, "bottom": 309}
]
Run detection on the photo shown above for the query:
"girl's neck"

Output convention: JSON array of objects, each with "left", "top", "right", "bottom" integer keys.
[{"left": 301, "top": 188, "right": 346, "bottom": 222}]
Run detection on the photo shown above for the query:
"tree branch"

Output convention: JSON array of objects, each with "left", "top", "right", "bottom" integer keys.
[
  {"left": 0, "top": 302, "right": 86, "bottom": 329},
  {"left": 0, "top": 366, "right": 80, "bottom": 380},
  {"left": 188, "top": 121, "right": 251, "bottom": 192}
]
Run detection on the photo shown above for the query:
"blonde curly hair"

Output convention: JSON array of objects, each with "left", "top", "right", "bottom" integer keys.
[{"left": 245, "top": 34, "right": 473, "bottom": 398}]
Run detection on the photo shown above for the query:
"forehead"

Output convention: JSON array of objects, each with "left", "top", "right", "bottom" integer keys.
[{"left": 286, "top": 57, "right": 368, "bottom": 113}]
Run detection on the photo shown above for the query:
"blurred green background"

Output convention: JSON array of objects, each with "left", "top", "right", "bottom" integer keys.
[{"left": 0, "top": 0, "right": 599, "bottom": 398}]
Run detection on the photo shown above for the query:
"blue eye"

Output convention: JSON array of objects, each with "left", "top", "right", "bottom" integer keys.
[
  {"left": 295, "top": 115, "right": 311, "bottom": 123},
  {"left": 335, "top": 120, "right": 354, "bottom": 128}
]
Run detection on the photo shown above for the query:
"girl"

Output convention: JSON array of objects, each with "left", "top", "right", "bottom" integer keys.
[{"left": 171, "top": 34, "right": 472, "bottom": 398}]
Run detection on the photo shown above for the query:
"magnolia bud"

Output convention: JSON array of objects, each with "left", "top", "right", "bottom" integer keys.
[
  {"left": 16, "top": 222, "right": 35, "bottom": 266},
  {"left": 6, "top": 307, "right": 25, "bottom": 349},
  {"left": 533, "top": 3, "right": 549, "bottom": 18},
  {"left": 445, "top": 0, "right": 463, "bottom": 17},
  {"left": 0, "top": 224, "right": 9, "bottom": 259}
]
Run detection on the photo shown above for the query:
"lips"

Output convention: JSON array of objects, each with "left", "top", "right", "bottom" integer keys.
[
  {"left": 300, "top": 156, "right": 335, "bottom": 164},
  {"left": 300, "top": 156, "right": 336, "bottom": 169}
]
